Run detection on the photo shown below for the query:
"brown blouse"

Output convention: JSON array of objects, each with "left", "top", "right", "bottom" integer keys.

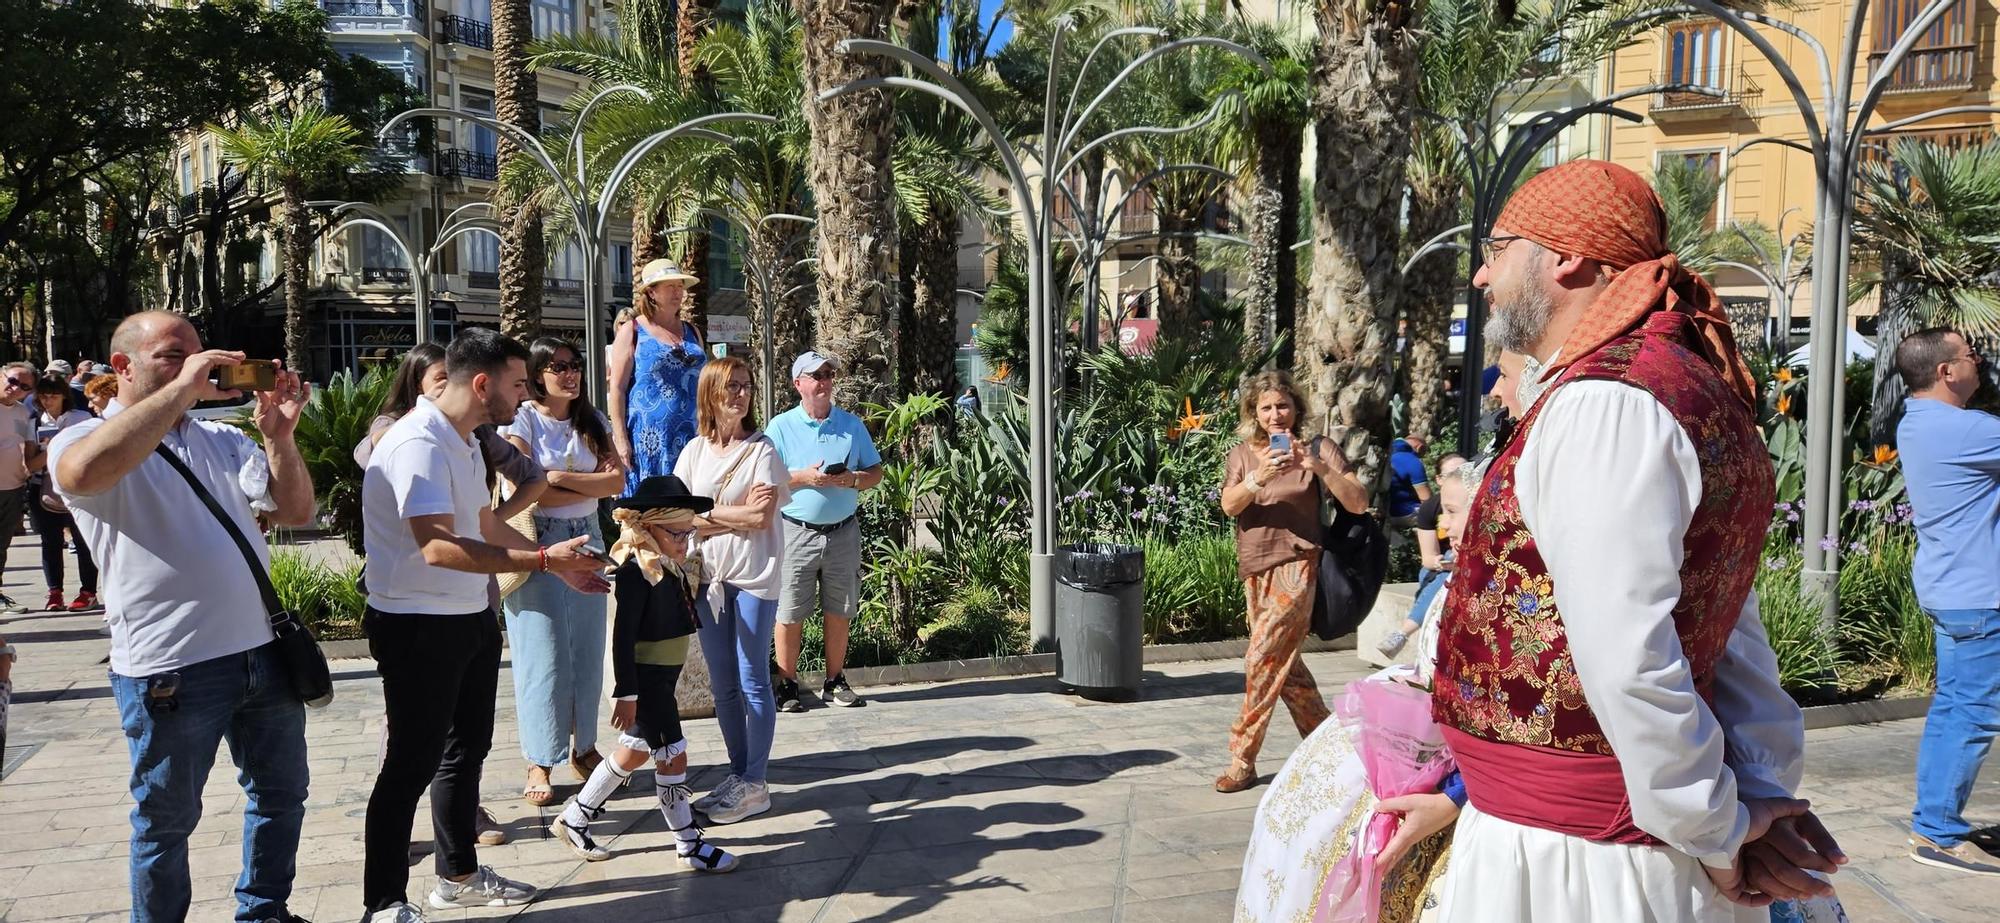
[{"left": 1223, "top": 438, "right": 1326, "bottom": 580}]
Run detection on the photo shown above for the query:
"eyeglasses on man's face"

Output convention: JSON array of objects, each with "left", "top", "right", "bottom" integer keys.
[
  {"left": 802, "top": 368, "right": 836, "bottom": 382},
  {"left": 1478, "top": 234, "right": 1527, "bottom": 263}
]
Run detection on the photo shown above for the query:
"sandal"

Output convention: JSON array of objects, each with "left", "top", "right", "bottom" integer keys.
[
  {"left": 523, "top": 765, "right": 555, "bottom": 806},
  {"left": 569, "top": 747, "right": 604, "bottom": 781},
  {"left": 1214, "top": 766, "right": 1258, "bottom": 794}
]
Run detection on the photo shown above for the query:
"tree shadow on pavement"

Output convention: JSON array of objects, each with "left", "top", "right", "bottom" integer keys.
[{"left": 862, "top": 669, "right": 1247, "bottom": 707}]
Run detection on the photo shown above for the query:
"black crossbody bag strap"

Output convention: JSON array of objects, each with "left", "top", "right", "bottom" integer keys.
[{"left": 153, "top": 445, "right": 286, "bottom": 619}]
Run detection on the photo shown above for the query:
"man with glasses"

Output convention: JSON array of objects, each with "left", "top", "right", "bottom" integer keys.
[
  {"left": 1894, "top": 326, "right": 2000, "bottom": 876},
  {"left": 767, "top": 352, "right": 881, "bottom": 712},
  {"left": 0, "top": 362, "right": 45, "bottom": 613}
]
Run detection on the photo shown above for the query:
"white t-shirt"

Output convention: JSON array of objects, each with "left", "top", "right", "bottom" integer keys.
[
  {"left": 362, "top": 397, "right": 492, "bottom": 614},
  {"left": 502, "top": 402, "right": 609, "bottom": 519},
  {"left": 673, "top": 434, "right": 789, "bottom": 603},
  {"left": 51, "top": 402, "right": 277, "bottom": 676},
  {"left": 0, "top": 399, "right": 35, "bottom": 490}
]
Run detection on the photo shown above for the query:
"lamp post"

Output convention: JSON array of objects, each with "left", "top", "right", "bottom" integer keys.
[
  {"left": 380, "top": 91, "right": 772, "bottom": 404},
  {"left": 306, "top": 200, "right": 504, "bottom": 350},
  {"left": 661, "top": 209, "right": 817, "bottom": 422},
  {"left": 822, "top": 24, "right": 1268, "bottom": 652}
]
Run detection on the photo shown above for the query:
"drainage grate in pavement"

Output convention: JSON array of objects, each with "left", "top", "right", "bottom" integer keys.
[{"left": 2, "top": 739, "right": 44, "bottom": 780}]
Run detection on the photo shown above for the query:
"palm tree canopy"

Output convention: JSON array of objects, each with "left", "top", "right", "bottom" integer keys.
[
  {"left": 210, "top": 106, "right": 364, "bottom": 185},
  {"left": 1853, "top": 140, "right": 2000, "bottom": 339}
]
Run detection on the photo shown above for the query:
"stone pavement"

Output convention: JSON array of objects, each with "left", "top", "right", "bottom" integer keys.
[{"left": 3, "top": 539, "right": 1998, "bottom": 921}]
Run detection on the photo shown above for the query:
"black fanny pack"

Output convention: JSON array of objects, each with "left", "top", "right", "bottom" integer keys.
[{"left": 782, "top": 513, "right": 855, "bottom": 534}]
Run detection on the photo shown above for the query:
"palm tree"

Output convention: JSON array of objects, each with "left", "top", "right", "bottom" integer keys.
[
  {"left": 493, "top": 0, "right": 545, "bottom": 340},
  {"left": 1215, "top": 18, "right": 1311, "bottom": 370},
  {"left": 1852, "top": 139, "right": 2000, "bottom": 443},
  {"left": 212, "top": 106, "right": 363, "bottom": 376},
  {"left": 797, "top": 0, "right": 902, "bottom": 408}
]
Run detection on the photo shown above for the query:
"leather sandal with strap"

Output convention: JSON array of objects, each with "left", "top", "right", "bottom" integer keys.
[
  {"left": 1214, "top": 766, "right": 1258, "bottom": 794},
  {"left": 523, "top": 765, "right": 555, "bottom": 806},
  {"left": 569, "top": 747, "right": 604, "bottom": 781}
]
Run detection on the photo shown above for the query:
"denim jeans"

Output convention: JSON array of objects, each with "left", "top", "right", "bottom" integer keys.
[
  {"left": 502, "top": 513, "right": 607, "bottom": 767},
  {"left": 698, "top": 584, "right": 778, "bottom": 784},
  {"left": 1913, "top": 606, "right": 2000, "bottom": 848},
  {"left": 1407, "top": 567, "right": 1448, "bottom": 626},
  {"left": 109, "top": 643, "right": 308, "bottom": 923}
]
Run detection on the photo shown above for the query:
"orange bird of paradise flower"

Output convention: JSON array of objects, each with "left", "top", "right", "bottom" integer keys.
[{"left": 1168, "top": 396, "right": 1209, "bottom": 440}]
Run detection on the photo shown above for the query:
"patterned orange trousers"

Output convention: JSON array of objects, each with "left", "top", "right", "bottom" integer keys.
[{"left": 1228, "top": 556, "right": 1329, "bottom": 773}]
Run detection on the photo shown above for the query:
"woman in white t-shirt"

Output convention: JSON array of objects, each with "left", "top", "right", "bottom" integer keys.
[
  {"left": 674, "top": 356, "right": 787, "bottom": 824},
  {"left": 501, "top": 337, "right": 628, "bottom": 805}
]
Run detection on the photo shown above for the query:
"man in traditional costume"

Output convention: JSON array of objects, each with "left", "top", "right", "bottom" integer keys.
[{"left": 1430, "top": 160, "right": 1844, "bottom": 920}]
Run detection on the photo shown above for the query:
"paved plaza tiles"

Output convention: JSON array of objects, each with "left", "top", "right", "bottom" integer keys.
[{"left": 2, "top": 549, "right": 1997, "bottom": 920}]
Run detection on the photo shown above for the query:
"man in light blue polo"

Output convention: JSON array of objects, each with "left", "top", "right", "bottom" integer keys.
[
  {"left": 1895, "top": 326, "right": 2000, "bottom": 877},
  {"left": 767, "top": 352, "right": 881, "bottom": 712}
]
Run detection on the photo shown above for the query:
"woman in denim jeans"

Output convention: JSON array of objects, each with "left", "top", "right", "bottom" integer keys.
[{"left": 501, "top": 338, "right": 628, "bottom": 805}]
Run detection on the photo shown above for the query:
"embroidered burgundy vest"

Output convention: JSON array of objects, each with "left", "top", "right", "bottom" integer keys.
[{"left": 1431, "top": 311, "right": 1773, "bottom": 840}]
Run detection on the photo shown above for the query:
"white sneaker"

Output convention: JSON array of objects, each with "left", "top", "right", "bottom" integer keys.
[
  {"left": 0, "top": 594, "right": 24, "bottom": 615},
  {"left": 704, "top": 780, "right": 771, "bottom": 825},
  {"left": 362, "top": 902, "right": 427, "bottom": 923},
  {"left": 693, "top": 774, "right": 743, "bottom": 813},
  {"left": 549, "top": 812, "right": 611, "bottom": 862},
  {"left": 428, "top": 865, "right": 536, "bottom": 908}
]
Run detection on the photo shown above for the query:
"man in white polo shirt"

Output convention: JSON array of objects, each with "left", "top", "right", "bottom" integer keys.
[
  {"left": 357, "top": 329, "right": 605, "bottom": 923},
  {"left": 50, "top": 311, "right": 318, "bottom": 923}
]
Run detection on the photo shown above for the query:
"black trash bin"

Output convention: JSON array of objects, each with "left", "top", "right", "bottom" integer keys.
[{"left": 1055, "top": 542, "right": 1145, "bottom": 701}]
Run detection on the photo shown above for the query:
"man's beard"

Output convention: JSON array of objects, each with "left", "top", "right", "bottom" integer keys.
[
  {"left": 1484, "top": 277, "right": 1556, "bottom": 354},
  {"left": 485, "top": 389, "right": 520, "bottom": 427}
]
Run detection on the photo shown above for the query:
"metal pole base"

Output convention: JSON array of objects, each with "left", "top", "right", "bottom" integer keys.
[
  {"left": 1800, "top": 567, "right": 1838, "bottom": 633},
  {"left": 1030, "top": 552, "right": 1055, "bottom": 654}
]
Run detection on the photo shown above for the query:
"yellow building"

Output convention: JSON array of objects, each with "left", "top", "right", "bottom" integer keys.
[{"left": 1606, "top": 0, "right": 2000, "bottom": 340}]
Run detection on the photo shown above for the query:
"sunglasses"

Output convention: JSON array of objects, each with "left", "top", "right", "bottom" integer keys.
[
  {"left": 802, "top": 369, "right": 836, "bottom": 382},
  {"left": 544, "top": 361, "right": 582, "bottom": 375},
  {"left": 4, "top": 377, "right": 33, "bottom": 391}
]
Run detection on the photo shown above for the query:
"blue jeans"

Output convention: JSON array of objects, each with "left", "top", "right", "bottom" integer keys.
[
  {"left": 503, "top": 513, "right": 607, "bottom": 767},
  {"left": 698, "top": 584, "right": 778, "bottom": 784},
  {"left": 1913, "top": 606, "right": 2000, "bottom": 847},
  {"left": 1407, "top": 567, "right": 1448, "bottom": 626},
  {"left": 109, "top": 643, "right": 308, "bottom": 923}
]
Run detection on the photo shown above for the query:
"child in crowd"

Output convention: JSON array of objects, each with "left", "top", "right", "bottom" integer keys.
[{"left": 550, "top": 475, "right": 739, "bottom": 873}]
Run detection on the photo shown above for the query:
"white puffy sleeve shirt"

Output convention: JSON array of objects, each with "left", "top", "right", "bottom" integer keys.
[{"left": 1515, "top": 378, "right": 1805, "bottom": 870}]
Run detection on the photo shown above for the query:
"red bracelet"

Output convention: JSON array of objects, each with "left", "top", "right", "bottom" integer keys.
[{"left": 538, "top": 546, "right": 548, "bottom": 572}]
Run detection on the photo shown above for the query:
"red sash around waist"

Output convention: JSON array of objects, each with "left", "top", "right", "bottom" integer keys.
[{"left": 1443, "top": 726, "right": 1661, "bottom": 846}]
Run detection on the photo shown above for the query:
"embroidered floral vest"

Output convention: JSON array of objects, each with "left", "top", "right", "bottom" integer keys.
[{"left": 1431, "top": 311, "right": 1774, "bottom": 755}]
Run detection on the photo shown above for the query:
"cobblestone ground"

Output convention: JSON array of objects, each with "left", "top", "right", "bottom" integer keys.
[{"left": 2, "top": 535, "right": 1996, "bottom": 921}]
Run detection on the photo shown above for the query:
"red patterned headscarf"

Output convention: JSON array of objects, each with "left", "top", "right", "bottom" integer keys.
[{"left": 1494, "top": 160, "right": 1757, "bottom": 406}]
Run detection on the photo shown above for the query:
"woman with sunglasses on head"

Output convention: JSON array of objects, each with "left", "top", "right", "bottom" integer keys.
[{"left": 501, "top": 337, "right": 628, "bottom": 806}]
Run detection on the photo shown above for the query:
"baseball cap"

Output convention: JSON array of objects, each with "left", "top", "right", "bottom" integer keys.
[
  {"left": 791, "top": 351, "right": 839, "bottom": 379},
  {"left": 45, "top": 360, "right": 72, "bottom": 378}
]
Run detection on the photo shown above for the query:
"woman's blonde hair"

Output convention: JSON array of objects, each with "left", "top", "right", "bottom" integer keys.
[
  {"left": 1235, "top": 370, "right": 1312, "bottom": 442},
  {"left": 696, "top": 356, "right": 757, "bottom": 441}
]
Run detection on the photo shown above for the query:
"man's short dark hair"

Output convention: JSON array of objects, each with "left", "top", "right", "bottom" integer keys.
[
  {"left": 445, "top": 328, "right": 531, "bottom": 383},
  {"left": 1896, "top": 327, "right": 1964, "bottom": 391}
]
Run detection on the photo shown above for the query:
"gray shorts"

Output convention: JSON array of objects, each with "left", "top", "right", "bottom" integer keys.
[{"left": 777, "top": 516, "right": 861, "bottom": 625}]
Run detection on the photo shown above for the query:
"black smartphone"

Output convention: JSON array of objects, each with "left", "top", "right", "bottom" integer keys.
[
  {"left": 578, "top": 543, "right": 616, "bottom": 565},
  {"left": 824, "top": 462, "right": 850, "bottom": 476}
]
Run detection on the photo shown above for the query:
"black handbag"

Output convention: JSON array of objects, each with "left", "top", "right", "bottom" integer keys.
[
  {"left": 1311, "top": 486, "right": 1391, "bottom": 642},
  {"left": 153, "top": 445, "right": 335, "bottom": 708}
]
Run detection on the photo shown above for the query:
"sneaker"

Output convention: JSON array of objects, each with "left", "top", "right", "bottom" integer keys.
[
  {"left": 44, "top": 589, "right": 64, "bottom": 611},
  {"left": 0, "top": 594, "right": 25, "bottom": 614},
  {"left": 548, "top": 812, "right": 610, "bottom": 862},
  {"left": 776, "top": 676, "right": 805, "bottom": 713},
  {"left": 68, "top": 590, "right": 97, "bottom": 612},
  {"left": 1911, "top": 833, "right": 2000, "bottom": 875},
  {"left": 428, "top": 865, "right": 536, "bottom": 908},
  {"left": 361, "top": 904, "right": 426, "bottom": 923},
  {"left": 822, "top": 673, "right": 864, "bottom": 707},
  {"left": 1377, "top": 630, "right": 1409, "bottom": 657},
  {"left": 704, "top": 780, "right": 771, "bottom": 825},
  {"left": 693, "top": 773, "right": 744, "bottom": 813},
  {"left": 475, "top": 807, "right": 508, "bottom": 846}
]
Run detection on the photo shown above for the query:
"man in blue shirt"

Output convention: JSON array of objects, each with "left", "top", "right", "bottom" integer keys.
[
  {"left": 1895, "top": 326, "right": 2000, "bottom": 877},
  {"left": 766, "top": 352, "right": 882, "bottom": 712},
  {"left": 1386, "top": 436, "right": 1431, "bottom": 527}
]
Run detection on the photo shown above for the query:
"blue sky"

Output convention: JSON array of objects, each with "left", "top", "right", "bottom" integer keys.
[{"left": 978, "top": 0, "right": 1015, "bottom": 51}]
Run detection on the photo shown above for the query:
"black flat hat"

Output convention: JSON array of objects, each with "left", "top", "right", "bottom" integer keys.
[{"left": 615, "top": 475, "right": 715, "bottom": 513}]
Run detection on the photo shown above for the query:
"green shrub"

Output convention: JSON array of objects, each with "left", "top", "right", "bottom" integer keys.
[
  {"left": 269, "top": 549, "right": 365, "bottom": 641},
  {"left": 1752, "top": 551, "right": 1844, "bottom": 693},
  {"left": 1836, "top": 533, "right": 1935, "bottom": 690},
  {"left": 1139, "top": 532, "right": 1245, "bottom": 644},
  {"left": 916, "top": 584, "right": 1028, "bottom": 661}
]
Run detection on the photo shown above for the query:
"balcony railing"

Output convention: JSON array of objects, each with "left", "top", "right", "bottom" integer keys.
[
  {"left": 467, "top": 270, "right": 500, "bottom": 290},
  {"left": 1651, "top": 68, "right": 1760, "bottom": 115},
  {"left": 1868, "top": 45, "right": 1976, "bottom": 93},
  {"left": 439, "top": 14, "right": 493, "bottom": 50},
  {"left": 1859, "top": 125, "right": 1995, "bottom": 168},
  {"left": 433, "top": 148, "right": 498, "bottom": 181},
  {"left": 362, "top": 267, "right": 412, "bottom": 285},
  {"left": 322, "top": 0, "right": 425, "bottom": 18}
]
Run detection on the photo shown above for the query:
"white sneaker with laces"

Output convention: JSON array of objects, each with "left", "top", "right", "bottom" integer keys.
[
  {"left": 0, "top": 594, "right": 24, "bottom": 615},
  {"left": 361, "top": 902, "right": 427, "bottom": 923},
  {"left": 693, "top": 774, "right": 743, "bottom": 813},
  {"left": 428, "top": 865, "right": 536, "bottom": 908},
  {"left": 549, "top": 813, "right": 611, "bottom": 862},
  {"left": 704, "top": 780, "right": 771, "bottom": 825}
]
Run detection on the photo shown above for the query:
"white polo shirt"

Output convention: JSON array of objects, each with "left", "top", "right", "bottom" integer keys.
[
  {"left": 50, "top": 400, "right": 276, "bottom": 677},
  {"left": 362, "top": 396, "right": 492, "bottom": 614}
]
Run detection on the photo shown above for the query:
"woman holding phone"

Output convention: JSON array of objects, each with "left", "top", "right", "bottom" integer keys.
[{"left": 1214, "top": 370, "right": 1368, "bottom": 793}]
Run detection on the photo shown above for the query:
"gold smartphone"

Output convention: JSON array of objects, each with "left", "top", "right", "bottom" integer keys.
[{"left": 214, "top": 359, "right": 278, "bottom": 391}]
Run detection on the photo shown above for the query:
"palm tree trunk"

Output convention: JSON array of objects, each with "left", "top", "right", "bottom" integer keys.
[
  {"left": 1246, "top": 117, "right": 1303, "bottom": 368},
  {"left": 280, "top": 179, "right": 311, "bottom": 376},
  {"left": 1300, "top": 8, "right": 1420, "bottom": 485},
  {"left": 904, "top": 207, "right": 959, "bottom": 396},
  {"left": 1871, "top": 277, "right": 1914, "bottom": 448},
  {"left": 492, "top": 0, "right": 544, "bottom": 341},
  {"left": 675, "top": 0, "right": 718, "bottom": 327},
  {"left": 1156, "top": 210, "right": 1201, "bottom": 330},
  {"left": 1401, "top": 173, "right": 1460, "bottom": 446},
  {"left": 797, "top": 0, "right": 901, "bottom": 409}
]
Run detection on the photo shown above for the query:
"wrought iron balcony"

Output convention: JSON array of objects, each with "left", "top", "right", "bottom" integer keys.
[
  {"left": 433, "top": 148, "right": 498, "bottom": 181},
  {"left": 1868, "top": 44, "right": 1976, "bottom": 94},
  {"left": 1649, "top": 68, "right": 1760, "bottom": 116},
  {"left": 321, "top": 0, "right": 425, "bottom": 18},
  {"left": 439, "top": 14, "right": 492, "bottom": 50}
]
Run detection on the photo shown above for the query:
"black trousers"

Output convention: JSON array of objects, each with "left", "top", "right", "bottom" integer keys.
[
  {"left": 361, "top": 607, "right": 500, "bottom": 912},
  {"left": 25, "top": 493, "right": 95, "bottom": 593}
]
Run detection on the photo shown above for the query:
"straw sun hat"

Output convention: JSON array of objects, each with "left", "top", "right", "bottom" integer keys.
[{"left": 636, "top": 258, "right": 700, "bottom": 292}]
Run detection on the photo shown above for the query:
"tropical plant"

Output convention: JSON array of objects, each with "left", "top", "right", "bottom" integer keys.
[
  {"left": 1216, "top": 17, "right": 1311, "bottom": 369},
  {"left": 235, "top": 365, "right": 394, "bottom": 554},
  {"left": 211, "top": 104, "right": 363, "bottom": 374}
]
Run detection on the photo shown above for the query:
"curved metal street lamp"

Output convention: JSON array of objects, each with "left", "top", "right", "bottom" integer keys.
[{"left": 305, "top": 199, "right": 505, "bottom": 349}]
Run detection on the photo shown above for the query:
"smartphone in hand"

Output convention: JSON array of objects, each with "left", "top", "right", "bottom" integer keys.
[
  {"left": 578, "top": 543, "right": 617, "bottom": 566},
  {"left": 1268, "top": 432, "right": 1293, "bottom": 456},
  {"left": 213, "top": 359, "right": 278, "bottom": 391},
  {"left": 823, "top": 462, "right": 850, "bottom": 476}
]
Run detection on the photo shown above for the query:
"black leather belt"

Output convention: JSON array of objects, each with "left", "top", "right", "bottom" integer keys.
[{"left": 782, "top": 514, "right": 855, "bottom": 534}]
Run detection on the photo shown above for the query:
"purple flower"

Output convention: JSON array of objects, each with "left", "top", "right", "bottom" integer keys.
[
  {"left": 1130, "top": 510, "right": 1144, "bottom": 520},
  {"left": 1785, "top": 510, "right": 1800, "bottom": 523},
  {"left": 1818, "top": 536, "right": 1838, "bottom": 551},
  {"left": 1204, "top": 489, "right": 1221, "bottom": 501},
  {"left": 1848, "top": 541, "right": 1868, "bottom": 555},
  {"left": 1849, "top": 499, "right": 1875, "bottom": 513},
  {"left": 1764, "top": 557, "right": 1784, "bottom": 570},
  {"left": 1078, "top": 489, "right": 1095, "bottom": 500},
  {"left": 1773, "top": 502, "right": 1790, "bottom": 512},
  {"left": 1119, "top": 485, "right": 1136, "bottom": 496}
]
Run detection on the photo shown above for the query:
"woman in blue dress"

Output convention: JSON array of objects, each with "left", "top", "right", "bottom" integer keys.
[{"left": 609, "top": 259, "right": 708, "bottom": 495}]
